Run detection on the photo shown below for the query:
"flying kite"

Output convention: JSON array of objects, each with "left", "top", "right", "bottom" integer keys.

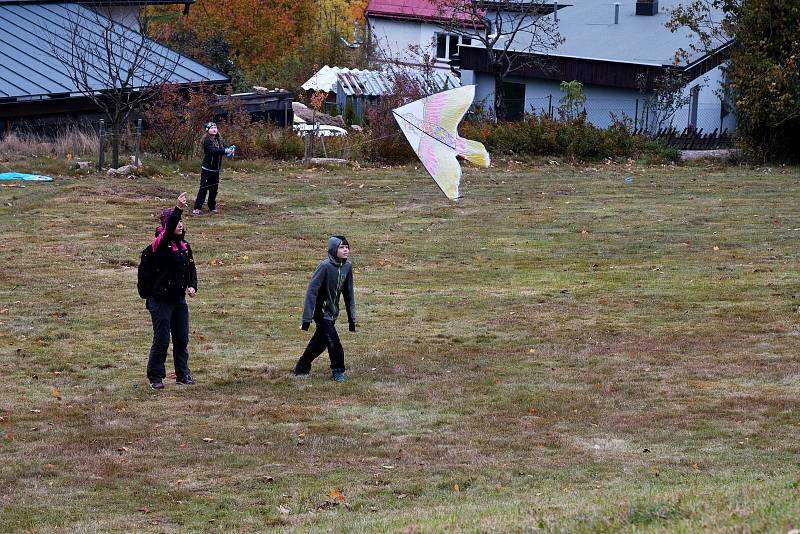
[{"left": 392, "top": 85, "right": 490, "bottom": 200}]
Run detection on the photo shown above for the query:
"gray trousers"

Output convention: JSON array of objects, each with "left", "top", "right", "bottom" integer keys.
[{"left": 146, "top": 297, "right": 190, "bottom": 383}]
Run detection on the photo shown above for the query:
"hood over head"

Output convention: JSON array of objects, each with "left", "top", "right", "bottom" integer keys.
[{"left": 327, "top": 235, "right": 349, "bottom": 263}]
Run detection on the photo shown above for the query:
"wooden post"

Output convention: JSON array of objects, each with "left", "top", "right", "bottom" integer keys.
[
  {"left": 134, "top": 119, "right": 142, "bottom": 167},
  {"left": 98, "top": 119, "right": 105, "bottom": 170},
  {"left": 634, "top": 99, "right": 639, "bottom": 131}
]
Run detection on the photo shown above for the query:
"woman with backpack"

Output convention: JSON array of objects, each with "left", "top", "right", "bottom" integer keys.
[
  {"left": 144, "top": 192, "right": 198, "bottom": 389},
  {"left": 192, "top": 122, "right": 234, "bottom": 215}
]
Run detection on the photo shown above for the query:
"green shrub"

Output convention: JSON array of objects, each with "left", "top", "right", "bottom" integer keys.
[{"left": 462, "top": 114, "right": 678, "bottom": 163}]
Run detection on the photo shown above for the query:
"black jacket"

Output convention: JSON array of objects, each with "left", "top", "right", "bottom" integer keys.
[
  {"left": 302, "top": 236, "right": 355, "bottom": 327},
  {"left": 201, "top": 135, "right": 226, "bottom": 172},
  {"left": 150, "top": 207, "right": 197, "bottom": 302}
]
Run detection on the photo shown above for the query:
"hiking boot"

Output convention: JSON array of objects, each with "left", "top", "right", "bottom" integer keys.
[
  {"left": 176, "top": 376, "right": 194, "bottom": 385},
  {"left": 150, "top": 381, "right": 165, "bottom": 390},
  {"left": 210, "top": 208, "right": 219, "bottom": 214},
  {"left": 191, "top": 209, "right": 201, "bottom": 215},
  {"left": 331, "top": 368, "right": 346, "bottom": 382},
  {"left": 293, "top": 372, "right": 310, "bottom": 379}
]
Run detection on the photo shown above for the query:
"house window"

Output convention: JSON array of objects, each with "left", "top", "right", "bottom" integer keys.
[{"left": 435, "top": 33, "right": 470, "bottom": 60}]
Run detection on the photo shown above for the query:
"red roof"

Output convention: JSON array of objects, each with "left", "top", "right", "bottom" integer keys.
[{"left": 365, "top": 0, "right": 484, "bottom": 26}]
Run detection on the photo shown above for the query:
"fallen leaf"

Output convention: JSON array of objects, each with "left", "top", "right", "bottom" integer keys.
[
  {"left": 202, "top": 437, "right": 214, "bottom": 442},
  {"left": 329, "top": 488, "right": 346, "bottom": 502},
  {"left": 381, "top": 465, "right": 395, "bottom": 470},
  {"left": 117, "top": 446, "right": 129, "bottom": 452},
  {"left": 453, "top": 484, "right": 460, "bottom": 492},
  {"left": 713, "top": 246, "right": 720, "bottom": 251},
  {"left": 51, "top": 388, "right": 62, "bottom": 400},
  {"left": 138, "top": 507, "right": 151, "bottom": 514},
  {"left": 278, "top": 505, "right": 291, "bottom": 515}
]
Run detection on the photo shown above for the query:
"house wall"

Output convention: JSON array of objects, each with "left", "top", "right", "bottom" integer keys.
[
  {"left": 465, "top": 63, "right": 736, "bottom": 133},
  {"left": 368, "top": 17, "right": 453, "bottom": 72}
]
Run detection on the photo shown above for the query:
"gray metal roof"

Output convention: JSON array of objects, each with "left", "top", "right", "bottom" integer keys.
[
  {"left": 336, "top": 70, "right": 392, "bottom": 97},
  {"left": 0, "top": 2, "right": 227, "bottom": 99}
]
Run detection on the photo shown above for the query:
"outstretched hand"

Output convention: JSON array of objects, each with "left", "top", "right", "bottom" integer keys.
[{"left": 177, "top": 192, "right": 188, "bottom": 210}]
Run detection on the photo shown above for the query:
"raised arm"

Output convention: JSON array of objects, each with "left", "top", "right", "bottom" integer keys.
[{"left": 152, "top": 192, "right": 186, "bottom": 252}]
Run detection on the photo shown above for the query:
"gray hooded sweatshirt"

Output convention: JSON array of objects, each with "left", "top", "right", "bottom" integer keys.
[{"left": 302, "top": 236, "right": 356, "bottom": 325}]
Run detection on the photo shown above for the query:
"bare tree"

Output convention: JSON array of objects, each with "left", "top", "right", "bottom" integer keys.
[
  {"left": 436, "top": 0, "right": 562, "bottom": 120},
  {"left": 635, "top": 70, "right": 692, "bottom": 135},
  {"left": 50, "top": 3, "right": 179, "bottom": 167}
]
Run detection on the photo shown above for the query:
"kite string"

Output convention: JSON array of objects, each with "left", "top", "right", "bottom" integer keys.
[
  {"left": 392, "top": 111, "right": 457, "bottom": 151},
  {"left": 191, "top": 130, "right": 406, "bottom": 192}
]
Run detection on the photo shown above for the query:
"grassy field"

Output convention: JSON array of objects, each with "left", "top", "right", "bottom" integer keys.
[{"left": 1, "top": 158, "right": 799, "bottom": 532}]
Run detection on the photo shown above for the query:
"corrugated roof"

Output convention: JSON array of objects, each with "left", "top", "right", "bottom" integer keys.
[
  {"left": 302, "top": 65, "right": 460, "bottom": 96},
  {"left": 0, "top": 2, "right": 227, "bottom": 99},
  {"left": 365, "top": 0, "right": 483, "bottom": 26}
]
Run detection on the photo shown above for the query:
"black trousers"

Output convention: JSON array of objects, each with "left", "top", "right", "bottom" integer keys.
[
  {"left": 194, "top": 169, "right": 219, "bottom": 211},
  {"left": 146, "top": 297, "right": 190, "bottom": 382},
  {"left": 295, "top": 319, "right": 344, "bottom": 373}
]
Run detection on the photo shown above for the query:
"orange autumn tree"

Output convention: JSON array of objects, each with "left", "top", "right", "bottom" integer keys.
[
  {"left": 183, "top": 0, "right": 316, "bottom": 71},
  {"left": 146, "top": 0, "right": 370, "bottom": 91}
]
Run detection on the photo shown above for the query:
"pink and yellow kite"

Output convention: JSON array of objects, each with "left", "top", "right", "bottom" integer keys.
[{"left": 392, "top": 85, "right": 490, "bottom": 200}]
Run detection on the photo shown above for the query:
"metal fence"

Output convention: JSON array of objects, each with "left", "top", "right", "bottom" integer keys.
[{"left": 503, "top": 96, "right": 734, "bottom": 136}]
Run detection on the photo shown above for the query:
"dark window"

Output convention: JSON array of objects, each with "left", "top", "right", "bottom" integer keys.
[
  {"left": 503, "top": 82, "right": 526, "bottom": 121},
  {"left": 436, "top": 34, "right": 447, "bottom": 59},
  {"left": 462, "top": 37, "right": 472, "bottom": 46},
  {"left": 449, "top": 35, "right": 458, "bottom": 58}
]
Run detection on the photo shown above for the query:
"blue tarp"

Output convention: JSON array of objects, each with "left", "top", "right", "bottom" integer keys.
[{"left": 0, "top": 173, "right": 53, "bottom": 181}]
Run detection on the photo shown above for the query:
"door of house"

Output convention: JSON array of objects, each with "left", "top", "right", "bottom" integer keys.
[{"left": 502, "top": 82, "right": 526, "bottom": 121}]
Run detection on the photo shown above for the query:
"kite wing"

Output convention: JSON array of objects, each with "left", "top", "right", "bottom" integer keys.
[{"left": 393, "top": 85, "right": 490, "bottom": 200}]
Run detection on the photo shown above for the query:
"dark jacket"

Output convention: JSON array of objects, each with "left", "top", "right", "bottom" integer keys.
[
  {"left": 302, "top": 236, "right": 355, "bottom": 328},
  {"left": 150, "top": 207, "right": 197, "bottom": 302},
  {"left": 201, "top": 135, "right": 226, "bottom": 172}
]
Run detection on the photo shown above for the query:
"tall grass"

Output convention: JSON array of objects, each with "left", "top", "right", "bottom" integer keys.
[{"left": 0, "top": 128, "right": 99, "bottom": 160}]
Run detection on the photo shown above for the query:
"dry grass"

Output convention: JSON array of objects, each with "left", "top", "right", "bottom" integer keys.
[
  {"left": 0, "top": 158, "right": 799, "bottom": 532},
  {"left": 0, "top": 129, "right": 99, "bottom": 160}
]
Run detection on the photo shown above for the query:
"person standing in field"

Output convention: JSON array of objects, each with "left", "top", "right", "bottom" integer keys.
[
  {"left": 146, "top": 192, "right": 197, "bottom": 389},
  {"left": 193, "top": 122, "right": 234, "bottom": 215},
  {"left": 294, "top": 236, "right": 356, "bottom": 382}
]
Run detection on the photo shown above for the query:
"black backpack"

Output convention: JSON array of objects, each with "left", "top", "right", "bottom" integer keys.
[{"left": 137, "top": 245, "right": 161, "bottom": 299}]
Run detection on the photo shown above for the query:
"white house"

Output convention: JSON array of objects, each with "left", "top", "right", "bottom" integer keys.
[
  {"left": 366, "top": 0, "right": 735, "bottom": 133},
  {"left": 366, "top": 0, "right": 480, "bottom": 74}
]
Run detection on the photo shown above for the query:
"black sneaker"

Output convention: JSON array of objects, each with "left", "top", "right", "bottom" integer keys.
[
  {"left": 150, "top": 381, "right": 164, "bottom": 390},
  {"left": 176, "top": 376, "right": 194, "bottom": 385}
]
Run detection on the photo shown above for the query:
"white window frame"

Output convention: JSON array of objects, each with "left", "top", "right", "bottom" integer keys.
[{"left": 435, "top": 33, "right": 472, "bottom": 61}]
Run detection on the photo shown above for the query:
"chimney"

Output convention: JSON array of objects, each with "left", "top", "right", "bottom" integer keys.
[
  {"left": 636, "top": 0, "right": 658, "bottom": 16},
  {"left": 614, "top": 2, "right": 619, "bottom": 23},
  {"left": 553, "top": 0, "right": 558, "bottom": 22}
]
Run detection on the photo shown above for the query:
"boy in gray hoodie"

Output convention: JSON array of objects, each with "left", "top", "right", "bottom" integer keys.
[{"left": 294, "top": 235, "right": 356, "bottom": 381}]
